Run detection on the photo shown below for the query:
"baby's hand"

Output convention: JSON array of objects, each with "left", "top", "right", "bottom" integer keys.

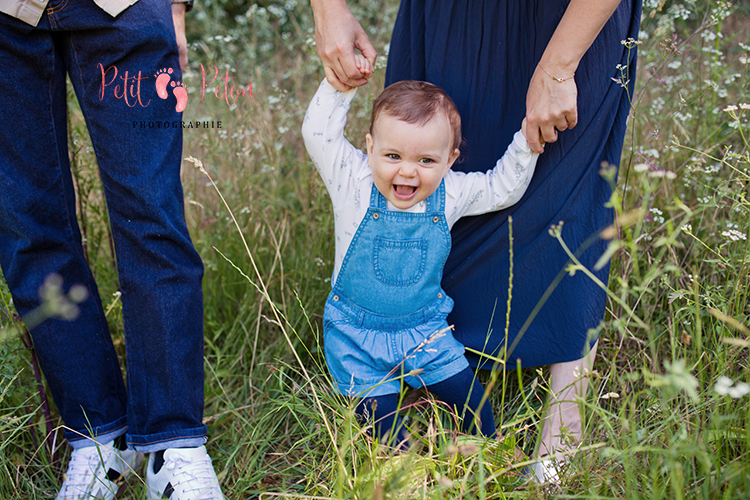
[
  {"left": 521, "top": 118, "right": 544, "bottom": 151},
  {"left": 354, "top": 53, "right": 373, "bottom": 79}
]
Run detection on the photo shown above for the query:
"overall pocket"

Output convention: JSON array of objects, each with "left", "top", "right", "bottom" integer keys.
[{"left": 372, "top": 237, "right": 428, "bottom": 286}]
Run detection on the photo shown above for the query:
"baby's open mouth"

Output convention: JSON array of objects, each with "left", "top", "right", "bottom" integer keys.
[{"left": 394, "top": 184, "right": 417, "bottom": 198}]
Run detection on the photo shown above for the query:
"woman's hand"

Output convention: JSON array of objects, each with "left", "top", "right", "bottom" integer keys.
[
  {"left": 525, "top": 64, "right": 578, "bottom": 154},
  {"left": 311, "top": 0, "right": 377, "bottom": 91},
  {"left": 523, "top": 0, "right": 622, "bottom": 154}
]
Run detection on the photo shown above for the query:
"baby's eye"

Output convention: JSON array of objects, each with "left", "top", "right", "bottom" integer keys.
[
  {"left": 419, "top": 157, "right": 435, "bottom": 165},
  {"left": 387, "top": 153, "right": 400, "bottom": 160}
]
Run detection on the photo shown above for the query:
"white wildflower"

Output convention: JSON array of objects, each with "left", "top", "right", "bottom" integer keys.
[
  {"left": 724, "top": 73, "right": 741, "bottom": 85},
  {"left": 716, "top": 377, "right": 750, "bottom": 398},
  {"left": 715, "top": 376, "right": 733, "bottom": 395},
  {"left": 728, "top": 383, "right": 750, "bottom": 399},
  {"left": 703, "top": 31, "right": 716, "bottom": 42},
  {"left": 600, "top": 392, "right": 620, "bottom": 400},
  {"left": 721, "top": 229, "right": 747, "bottom": 241},
  {"left": 704, "top": 164, "right": 721, "bottom": 174},
  {"left": 668, "top": 4, "right": 691, "bottom": 20},
  {"left": 648, "top": 170, "right": 676, "bottom": 179},
  {"left": 650, "top": 207, "right": 665, "bottom": 224}
]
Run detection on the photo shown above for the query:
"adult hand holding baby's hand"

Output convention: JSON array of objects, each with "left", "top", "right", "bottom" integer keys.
[
  {"left": 354, "top": 54, "right": 373, "bottom": 80},
  {"left": 525, "top": 63, "right": 578, "bottom": 154},
  {"left": 312, "top": 0, "right": 377, "bottom": 91}
]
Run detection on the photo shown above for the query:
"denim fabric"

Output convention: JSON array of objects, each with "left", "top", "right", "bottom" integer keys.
[
  {"left": 324, "top": 181, "right": 469, "bottom": 397},
  {"left": 356, "top": 366, "right": 496, "bottom": 445},
  {"left": 0, "top": 0, "right": 206, "bottom": 452}
]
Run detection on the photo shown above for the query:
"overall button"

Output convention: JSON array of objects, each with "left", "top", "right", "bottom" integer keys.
[
  {"left": 433, "top": 216, "right": 439, "bottom": 223},
  {"left": 373, "top": 213, "right": 379, "bottom": 220},
  {"left": 437, "top": 292, "right": 442, "bottom": 298},
  {"left": 333, "top": 295, "right": 339, "bottom": 301}
]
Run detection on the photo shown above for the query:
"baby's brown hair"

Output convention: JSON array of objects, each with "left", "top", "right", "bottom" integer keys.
[{"left": 370, "top": 80, "right": 462, "bottom": 152}]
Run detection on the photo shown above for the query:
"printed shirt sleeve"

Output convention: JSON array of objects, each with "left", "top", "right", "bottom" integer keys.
[
  {"left": 444, "top": 130, "right": 539, "bottom": 226},
  {"left": 301, "top": 79, "right": 368, "bottom": 210}
]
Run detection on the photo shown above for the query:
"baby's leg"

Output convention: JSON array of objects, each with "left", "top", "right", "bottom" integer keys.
[
  {"left": 427, "top": 367, "right": 496, "bottom": 437},
  {"left": 356, "top": 394, "right": 410, "bottom": 449}
]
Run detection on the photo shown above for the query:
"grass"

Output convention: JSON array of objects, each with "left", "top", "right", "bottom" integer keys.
[{"left": 1, "top": 0, "right": 749, "bottom": 498}]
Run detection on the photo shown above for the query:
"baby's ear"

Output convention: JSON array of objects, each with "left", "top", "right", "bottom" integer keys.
[
  {"left": 366, "top": 133, "right": 374, "bottom": 161},
  {"left": 444, "top": 148, "right": 460, "bottom": 175}
]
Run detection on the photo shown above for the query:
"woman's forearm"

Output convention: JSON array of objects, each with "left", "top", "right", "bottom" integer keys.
[{"left": 539, "top": 0, "right": 622, "bottom": 76}]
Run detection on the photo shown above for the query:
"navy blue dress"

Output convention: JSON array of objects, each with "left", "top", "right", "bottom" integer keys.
[{"left": 385, "top": 0, "right": 642, "bottom": 368}]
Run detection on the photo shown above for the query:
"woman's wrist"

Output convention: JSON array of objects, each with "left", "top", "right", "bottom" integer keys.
[
  {"left": 311, "top": 0, "right": 349, "bottom": 18},
  {"left": 538, "top": 51, "right": 581, "bottom": 78},
  {"left": 538, "top": 65, "right": 575, "bottom": 83}
]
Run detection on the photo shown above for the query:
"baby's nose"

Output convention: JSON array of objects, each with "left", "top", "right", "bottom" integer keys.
[{"left": 399, "top": 163, "right": 417, "bottom": 176}]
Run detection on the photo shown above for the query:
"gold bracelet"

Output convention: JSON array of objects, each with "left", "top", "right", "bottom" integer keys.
[{"left": 540, "top": 66, "right": 575, "bottom": 83}]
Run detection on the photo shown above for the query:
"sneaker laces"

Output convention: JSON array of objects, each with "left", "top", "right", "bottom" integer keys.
[
  {"left": 164, "top": 451, "right": 223, "bottom": 500},
  {"left": 59, "top": 446, "right": 115, "bottom": 495}
]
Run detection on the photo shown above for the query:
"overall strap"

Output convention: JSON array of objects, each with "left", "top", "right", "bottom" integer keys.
[
  {"left": 424, "top": 179, "right": 446, "bottom": 212},
  {"left": 369, "top": 182, "right": 388, "bottom": 209}
]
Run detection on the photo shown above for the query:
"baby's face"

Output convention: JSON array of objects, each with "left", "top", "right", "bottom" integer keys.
[{"left": 366, "top": 112, "right": 459, "bottom": 210}]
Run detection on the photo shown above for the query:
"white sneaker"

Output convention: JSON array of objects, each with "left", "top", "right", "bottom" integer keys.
[
  {"left": 146, "top": 446, "right": 225, "bottom": 499},
  {"left": 55, "top": 438, "right": 139, "bottom": 500},
  {"left": 529, "top": 457, "right": 562, "bottom": 484}
]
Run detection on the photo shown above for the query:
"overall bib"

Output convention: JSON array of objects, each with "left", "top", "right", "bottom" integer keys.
[{"left": 324, "top": 181, "right": 469, "bottom": 398}]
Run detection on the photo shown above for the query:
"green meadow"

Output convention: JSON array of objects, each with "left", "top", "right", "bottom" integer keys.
[{"left": 1, "top": 1, "right": 749, "bottom": 498}]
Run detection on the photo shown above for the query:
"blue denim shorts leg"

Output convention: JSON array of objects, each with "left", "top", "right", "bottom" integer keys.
[{"left": 324, "top": 295, "right": 469, "bottom": 398}]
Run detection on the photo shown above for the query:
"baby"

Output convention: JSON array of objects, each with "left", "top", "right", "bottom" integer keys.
[{"left": 302, "top": 60, "right": 538, "bottom": 446}]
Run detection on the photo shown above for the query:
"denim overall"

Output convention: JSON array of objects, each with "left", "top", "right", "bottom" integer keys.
[{"left": 324, "top": 181, "right": 470, "bottom": 397}]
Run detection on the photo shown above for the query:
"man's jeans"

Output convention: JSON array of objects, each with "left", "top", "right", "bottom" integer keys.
[{"left": 0, "top": 0, "right": 207, "bottom": 452}]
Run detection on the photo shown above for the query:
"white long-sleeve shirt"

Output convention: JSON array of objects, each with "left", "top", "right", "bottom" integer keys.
[{"left": 302, "top": 80, "right": 538, "bottom": 283}]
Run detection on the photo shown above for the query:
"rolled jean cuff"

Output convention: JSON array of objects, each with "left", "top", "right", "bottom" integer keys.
[
  {"left": 65, "top": 415, "right": 128, "bottom": 449},
  {"left": 127, "top": 425, "right": 208, "bottom": 453}
]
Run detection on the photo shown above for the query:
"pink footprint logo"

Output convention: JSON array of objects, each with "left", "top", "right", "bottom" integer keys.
[
  {"left": 170, "top": 80, "right": 188, "bottom": 113},
  {"left": 154, "top": 68, "right": 173, "bottom": 99},
  {"left": 154, "top": 67, "right": 188, "bottom": 112}
]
